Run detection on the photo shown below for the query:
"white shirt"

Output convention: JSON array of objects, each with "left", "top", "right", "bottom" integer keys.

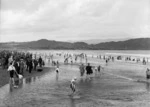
[
  {"left": 95, "top": 67, "right": 98, "bottom": 71},
  {"left": 71, "top": 78, "right": 76, "bottom": 84},
  {"left": 56, "top": 68, "right": 59, "bottom": 72},
  {"left": 8, "top": 65, "right": 16, "bottom": 71}
]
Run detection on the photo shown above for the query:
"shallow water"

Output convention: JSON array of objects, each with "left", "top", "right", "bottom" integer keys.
[{"left": 0, "top": 64, "right": 150, "bottom": 107}]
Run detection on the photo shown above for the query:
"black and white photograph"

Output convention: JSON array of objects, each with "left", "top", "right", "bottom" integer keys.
[{"left": 0, "top": 0, "right": 150, "bottom": 107}]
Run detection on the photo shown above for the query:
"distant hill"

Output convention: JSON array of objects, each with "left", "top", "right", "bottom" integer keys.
[
  {"left": 0, "top": 38, "right": 150, "bottom": 50},
  {"left": 77, "top": 38, "right": 132, "bottom": 44},
  {"left": 93, "top": 38, "right": 150, "bottom": 50}
]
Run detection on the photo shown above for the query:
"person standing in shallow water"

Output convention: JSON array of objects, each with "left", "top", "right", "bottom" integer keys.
[
  {"left": 55, "top": 66, "right": 59, "bottom": 74},
  {"left": 26, "top": 58, "right": 29, "bottom": 71},
  {"left": 28, "top": 59, "right": 33, "bottom": 73},
  {"left": 70, "top": 77, "right": 77, "bottom": 95},
  {"left": 106, "top": 59, "right": 108, "bottom": 65},
  {"left": 7, "top": 62, "right": 15, "bottom": 86},
  {"left": 20, "top": 59, "right": 25, "bottom": 75},
  {"left": 13, "top": 59, "right": 20, "bottom": 75},
  {"left": 38, "top": 56, "right": 43, "bottom": 67},
  {"left": 146, "top": 68, "right": 150, "bottom": 79},
  {"left": 79, "top": 64, "right": 85, "bottom": 76},
  {"left": 98, "top": 65, "right": 101, "bottom": 72},
  {"left": 33, "top": 59, "right": 38, "bottom": 71},
  {"left": 86, "top": 63, "right": 93, "bottom": 79}
]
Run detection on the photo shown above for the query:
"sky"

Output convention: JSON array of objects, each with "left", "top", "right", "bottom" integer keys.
[{"left": 0, "top": 0, "right": 150, "bottom": 42}]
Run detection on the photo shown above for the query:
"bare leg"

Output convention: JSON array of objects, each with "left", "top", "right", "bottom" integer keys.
[
  {"left": 9, "top": 78, "right": 12, "bottom": 86},
  {"left": 10, "top": 78, "right": 14, "bottom": 85},
  {"left": 12, "top": 78, "right": 15, "bottom": 85},
  {"left": 72, "top": 86, "right": 76, "bottom": 95}
]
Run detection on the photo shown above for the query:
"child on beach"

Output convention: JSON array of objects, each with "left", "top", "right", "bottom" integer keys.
[
  {"left": 56, "top": 66, "right": 59, "bottom": 73},
  {"left": 70, "top": 77, "right": 77, "bottom": 95},
  {"left": 94, "top": 66, "right": 98, "bottom": 75},
  {"left": 7, "top": 62, "right": 15, "bottom": 86}
]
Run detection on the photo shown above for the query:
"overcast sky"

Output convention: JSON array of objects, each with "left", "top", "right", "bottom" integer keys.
[{"left": 0, "top": 0, "right": 150, "bottom": 42}]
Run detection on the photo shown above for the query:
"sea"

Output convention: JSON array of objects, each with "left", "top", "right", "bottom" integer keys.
[{"left": 28, "top": 50, "right": 150, "bottom": 56}]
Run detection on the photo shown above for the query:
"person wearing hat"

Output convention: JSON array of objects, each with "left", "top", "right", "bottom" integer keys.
[{"left": 70, "top": 77, "right": 77, "bottom": 94}]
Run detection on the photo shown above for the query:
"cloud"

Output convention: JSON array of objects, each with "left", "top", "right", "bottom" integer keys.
[{"left": 0, "top": 0, "right": 150, "bottom": 42}]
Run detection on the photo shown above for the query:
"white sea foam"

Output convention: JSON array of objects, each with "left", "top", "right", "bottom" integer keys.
[{"left": 105, "top": 53, "right": 150, "bottom": 58}]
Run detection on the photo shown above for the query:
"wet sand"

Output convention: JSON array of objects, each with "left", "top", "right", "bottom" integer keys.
[
  {"left": 0, "top": 55, "right": 150, "bottom": 107},
  {"left": 0, "top": 66, "right": 54, "bottom": 87},
  {"left": 0, "top": 68, "right": 10, "bottom": 87}
]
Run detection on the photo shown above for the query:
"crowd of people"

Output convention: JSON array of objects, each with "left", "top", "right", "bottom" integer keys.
[
  {"left": 66, "top": 54, "right": 150, "bottom": 95},
  {"left": 0, "top": 50, "right": 45, "bottom": 87},
  {"left": 68, "top": 62, "right": 103, "bottom": 95},
  {"left": 1, "top": 50, "right": 150, "bottom": 95}
]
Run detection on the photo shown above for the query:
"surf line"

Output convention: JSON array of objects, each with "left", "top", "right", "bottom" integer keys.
[{"left": 103, "top": 72, "right": 134, "bottom": 81}]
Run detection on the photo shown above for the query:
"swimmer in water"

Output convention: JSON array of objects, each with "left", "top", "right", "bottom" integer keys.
[{"left": 70, "top": 77, "right": 77, "bottom": 95}]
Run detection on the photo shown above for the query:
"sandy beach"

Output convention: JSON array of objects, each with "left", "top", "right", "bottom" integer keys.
[
  {"left": 0, "top": 51, "right": 150, "bottom": 107},
  {"left": 1, "top": 0, "right": 150, "bottom": 106},
  {"left": 0, "top": 67, "right": 54, "bottom": 87}
]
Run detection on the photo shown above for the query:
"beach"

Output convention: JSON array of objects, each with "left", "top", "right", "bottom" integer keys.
[
  {"left": 0, "top": 50, "right": 150, "bottom": 107},
  {"left": 0, "top": 67, "right": 53, "bottom": 87}
]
